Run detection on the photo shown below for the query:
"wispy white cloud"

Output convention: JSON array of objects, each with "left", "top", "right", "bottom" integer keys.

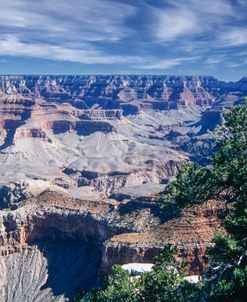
[
  {"left": 0, "top": 0, "right": 140, "bottom": 65},
  {"left": 154, "top": 9, "right": 199, "bottom": 42},
  {"left": 0, "top": 34, "right": 147, "bottom": 65},
  {"left": 136, "top": 56, "right": 200, "bottom": 70},
  {"left": 152, "top": 0, "right": 247, "bottom": 51},
  {"left": 219, "top": 28, "right": 247, "bottom": 47},
  {"left": 0, "top": 0, "right": 246, "bottom": 79},
  {"left": 206, "top": 55, "right": 226, "bottom": 65},
  {"left": 227, "top": 63, "right": 242, "bottom": 68},
  {"left": 152, "top": 0, "right": 236, "bottom": 42},
  {"left": 0, "top": 0, "right": 136, "bottom": 42}
]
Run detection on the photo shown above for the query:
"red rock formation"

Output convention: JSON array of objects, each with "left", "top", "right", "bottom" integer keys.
[
  {"left": 0, "top": 192, "right": 226, "bottom": 274},
  {"left": 101, "top": 200, "right": 226, "bottom": 274}
]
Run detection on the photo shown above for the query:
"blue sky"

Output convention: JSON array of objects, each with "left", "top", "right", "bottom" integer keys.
[{"left": 0, "top": 0, "right": 246, "bottom": 80}]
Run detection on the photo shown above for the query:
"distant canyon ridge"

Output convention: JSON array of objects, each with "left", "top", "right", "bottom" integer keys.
[{"left": 0, "top": 75, "right": 246, "bottom": 206}]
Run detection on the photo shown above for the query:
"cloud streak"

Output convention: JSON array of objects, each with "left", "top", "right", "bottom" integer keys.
[
  {"left": 0, "top": 34, "right": 147, "bottom": 65},
  {"left": 0, "top": 0, "right": 246, "bottom": 79},
  {"left": 219, "top": 28, "right": 247, "bottom": 47},
  {"left": 0, "top": 0, "right": 136, "bottom": 42},
  {"left": 137, "top": 56, "right": 200, "bottom": 70},
  {"left": 152, "top": 0, "right": 247, "bottom": 49},
  {"left": 0, "top": 0, "right": 142, "bottom": 65}
]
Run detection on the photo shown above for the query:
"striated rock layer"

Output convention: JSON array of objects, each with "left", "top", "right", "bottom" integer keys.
[
  {"left": 0, "top": 75, "right": 246, "bottom": 202},
  {"left": 0, "top": 191, "right": 226, "bottom": 301}
]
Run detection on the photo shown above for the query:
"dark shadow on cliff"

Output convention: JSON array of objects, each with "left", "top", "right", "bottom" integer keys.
[
  {"left": 0, "top": 108, "right": 32, "bottom": 151},
  {"left": 31, "top": 239, "right": 102, "bottom": 300},
  {"left": 117, "top": 199, "right": 182, "bottom": 224},
  {"left": 158, "top": 202, "right": 182, "bottom": 223},
  {"left": 0, "top": 127, "right": 18, "bottom": 151}
]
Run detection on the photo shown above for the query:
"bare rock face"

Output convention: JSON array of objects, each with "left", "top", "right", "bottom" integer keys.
[
  {"left": 0, "top": 75, "right": 245, "bottom": 199},
  {"left": 0, "top": 192, "right": 226, "bottom": 301},
  {"left": 101, "top": 200, "right": 226, "bottom": 275},
  {"left": 0, "top": 191, "right": 160, "bottom": 301}
]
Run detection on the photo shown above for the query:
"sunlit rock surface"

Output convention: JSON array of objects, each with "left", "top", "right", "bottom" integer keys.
[{"left": 0, "top": 75, "right": 245, "bottom": 200}]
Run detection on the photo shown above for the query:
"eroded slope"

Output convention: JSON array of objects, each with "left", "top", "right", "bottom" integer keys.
[
  {"left": 0, "top": 75, "right": 246, "bottom": 202},
  {"left": 0, "top": 191, "right": 226, "bottom": 301}
]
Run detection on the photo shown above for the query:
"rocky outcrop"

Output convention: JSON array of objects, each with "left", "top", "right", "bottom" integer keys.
[
  {"left": 0, "top": 192, "right": 226, "bottom": 301},
  {"left": 0, "top": 181, "right": 31, "bottom": 210},
  {"left": 0, "top": 191, "right": 160, "bottom": 301},
  {"left": 101, "top": 200, "right": 226, "bottom": 275}
]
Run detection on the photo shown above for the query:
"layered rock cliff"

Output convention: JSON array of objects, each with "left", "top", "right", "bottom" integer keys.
[
  {"left": 0, "top": 75, "right": 245, "bottom": 109},
  {"left": 0, "top": 75, "right": 245, "bottom": 201},
  {"left": 0, "top": 191, "right": 226, "bottom": 301}
]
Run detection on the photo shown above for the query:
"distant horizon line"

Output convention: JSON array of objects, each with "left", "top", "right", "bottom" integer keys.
[{"left": 0, "top": 74, "right": 245, "bottom": 83}]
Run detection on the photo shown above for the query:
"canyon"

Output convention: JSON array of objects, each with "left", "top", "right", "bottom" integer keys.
[
  {"left": 0, "top": 191, "right": 226, "bottom": 301},
  {"left": 0, "top": 75, "right": 246, "bottom": 301}
]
